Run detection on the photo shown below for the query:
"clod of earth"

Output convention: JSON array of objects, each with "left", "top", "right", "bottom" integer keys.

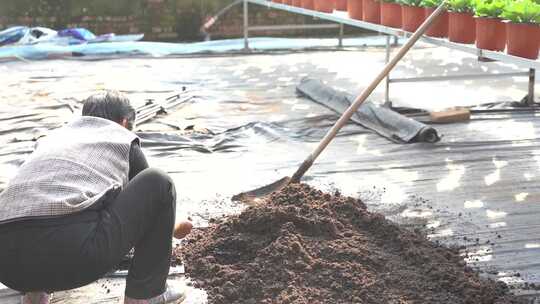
[{"left": 179, "top": 184, "right": 524, "bottom": 304}]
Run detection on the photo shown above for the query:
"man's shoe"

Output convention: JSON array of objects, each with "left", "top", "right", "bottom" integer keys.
[
  {"left": 21, "top": 292, "right": 51, "bottom": 304},
  {"left": 124, "top": 282, "right": 186, "bottom": 304}
]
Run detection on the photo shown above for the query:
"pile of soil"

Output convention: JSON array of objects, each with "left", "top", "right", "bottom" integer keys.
[{"left": 180, "top": 184, "right": 524, "bottom": 304}]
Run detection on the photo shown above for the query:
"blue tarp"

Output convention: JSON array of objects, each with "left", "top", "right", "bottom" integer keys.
[
  {"left": 0, "top": 26, "right": 144, "bottom": 48},
  {"left": 0, "top": 36, "right": 401, "bottom": 61}
]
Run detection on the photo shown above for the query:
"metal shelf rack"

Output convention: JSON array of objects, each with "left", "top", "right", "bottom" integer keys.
[{"left": 242, "top": 0, "right": 537, "bottom": 105}]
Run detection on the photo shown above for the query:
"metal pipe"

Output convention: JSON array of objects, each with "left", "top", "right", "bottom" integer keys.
[
  {"left": 389, "top": 72, "right": 530, "bottom": 83},
  {"left": 528, "top": 68, "right": 536, "bottom": 106},
  {"left": 243, "top": 0, "right": 249, "bottom": 51},
  {"left": 247, "top": 0, "right": 540, "bottom": 71},
  {"left": 248, "top": 24, "right": 340, "bottom": 31},
  {"left": 338, "top": 23, "right": 343, "bottom": 48},
  {"left": 384, "top": 35, "right": 391, "bottom": 107}
]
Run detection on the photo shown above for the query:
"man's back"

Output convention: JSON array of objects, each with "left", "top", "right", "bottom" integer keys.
[{"left": 0, "top": 116, "right": 136, "bottom": 224}]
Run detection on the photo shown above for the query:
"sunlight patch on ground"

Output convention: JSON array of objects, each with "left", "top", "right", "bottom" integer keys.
[
  {"left": 486, "top": 209, "right": 508, "bottom": 219},
  {"left": 464, "top": 247, "right": 493, "bottom": 263},
  {"left": 426, "top": 220, "right": 441, "bottom": 229},
  {"left": 354, "top": 176, "right": 408, "bottom": 206},
  {"left": 381, "top": 167, "right": 419, "bottom": 187},
  {"left": 336, "top": 160, "right": 349, "bottom": 167},
  {"left": 464, "top": 200, "right": 484, "bottom": 209},
  {"left": 489, "top": 222, "right": 507, "bottom": 228},
  {"left": 485, "top": 157, "right": 507, "bottom": 186},
  {"left": 498, "top": 275, "right": 525, "bottom": 285},
  {"left": 428, "top": 228, "right": 453, "bottom": 238},
  {"left": 468, "top": 120, "right": 535, "bottom": 142},
  {"left": 493, "top": 158, "right": 508, "bottom": 169},
  {"left": 436, "top": 159, "right": 465, "bottom": 192},
  {"left": 381, "top": 186, "right": 407, "bottom": 206},
  {"left": 354, "top": 135, "right": 383, "bottom": 156},
  {"left": 484, "top": 170, "right": 500, "bottom": 186},
  {"left": 515, "top": 192, "right": 529, "bottom": 202},
  {"left": 401, "top": 209, "right": 433, "bottom": 218},
  {"left": 524, "top": 172, "right": 534, "bottom": 180}
]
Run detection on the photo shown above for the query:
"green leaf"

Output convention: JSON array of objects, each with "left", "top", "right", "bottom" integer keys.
[
  {"left": 420, "top": 0, "right": 443, "bottom": 7},
  {"left": 473, "top": 0, "right": 507, "bottom": 18},
  {"left": 447, "top": 0, "right": 475, "bottom": 13},
  {"left": 501, "top": 0, "right": 540, "bottom": 24},
  {"left": 399, "top": 0, "right": 424, "bottom": 6}
]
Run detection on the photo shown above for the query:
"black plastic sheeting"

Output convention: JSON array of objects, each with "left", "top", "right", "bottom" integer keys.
[
  {"left": 1, "top": 51, "right": 540, "bottom": 302},
  {"left": 297, "top": 77, "right": 440, "bottom": 143}
]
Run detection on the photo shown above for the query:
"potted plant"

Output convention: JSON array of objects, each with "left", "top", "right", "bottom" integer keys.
[
  {"left": 314, "top": 0, "right": 334, "bottom": 12},
  {"left": 501, "top": 0, "right": 540, "bottom": 59},
  {"left": 474, "top": 0, "right": 506, "bottom": 51},
  {"left": 400, "top": 0, "right": 426, "bottom": 31},
  {"left": 302, "top": 0, "right": 315, "bottom": 9},
  {"left": 447, "top": 0, "right": 476, "bottom": 43},
  {"left": 421, "top": 0, "right": 449, "bottom": 37},
  {"left": 380, "top": 0, "right": 402, "bottom": 28},
  {"left": 293, "top": 0, "right": 303, "bottom": 6},
  {"left": 363, "top": 0, "right": 381, "bottom": 23},
  {"left": 348, "top": 0, "right": 363, "bottom": 19}
]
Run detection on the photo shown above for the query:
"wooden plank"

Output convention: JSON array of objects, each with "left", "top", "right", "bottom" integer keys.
[{"left": 430, "top": 107, "right": 471, "bottom": 123}]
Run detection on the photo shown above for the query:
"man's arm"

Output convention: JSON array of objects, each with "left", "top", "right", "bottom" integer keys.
[{"left": 128, "top": 141, "right": 149, "bottom": 180}]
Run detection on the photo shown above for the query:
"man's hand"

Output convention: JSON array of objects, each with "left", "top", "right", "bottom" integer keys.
[{"left": 173, "top": 221, "right": 193, "bottom": 239}]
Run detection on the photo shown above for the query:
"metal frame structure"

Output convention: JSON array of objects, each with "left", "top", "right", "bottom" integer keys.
[
  {"left": 242, "top": 0, "right": 537, "bottom": 106},
  {"left": 243, "top": 0, "right": 344, "bottom": 49}
]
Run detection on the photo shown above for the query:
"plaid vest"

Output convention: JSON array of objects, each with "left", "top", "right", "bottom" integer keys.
[{"left": 0, "top": 116, "right": 137, "bottom": 224}]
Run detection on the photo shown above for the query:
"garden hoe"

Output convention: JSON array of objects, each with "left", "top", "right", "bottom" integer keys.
[{"left": 232, "top": 2, "right": 447, "bottom": 205}]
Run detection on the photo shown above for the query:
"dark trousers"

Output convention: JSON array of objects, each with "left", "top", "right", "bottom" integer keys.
[{"left": 0, "top": 168, "right": 176, "bottom": 299}]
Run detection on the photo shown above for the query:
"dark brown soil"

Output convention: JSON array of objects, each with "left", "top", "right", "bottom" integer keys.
[{"left": 180, "top": 184, "right": 525, "bottom": 304}]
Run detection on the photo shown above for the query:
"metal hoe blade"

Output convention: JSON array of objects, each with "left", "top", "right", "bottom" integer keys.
[{"left": 231, "top": 176, "right": 290, "bottom": 205}]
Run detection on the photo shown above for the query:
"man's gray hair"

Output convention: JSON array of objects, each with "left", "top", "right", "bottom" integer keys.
[{"left": 82, "top": 91, "right": 136, "bottom": 130}]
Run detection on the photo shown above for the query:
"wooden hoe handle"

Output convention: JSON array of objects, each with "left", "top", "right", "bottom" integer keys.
[{"left": 290, "top": 2, "right": 447, "bottom": 183}]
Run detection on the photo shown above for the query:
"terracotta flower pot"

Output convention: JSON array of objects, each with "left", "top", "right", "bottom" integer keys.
[
  {"left": 506, "top": 22, "right": 540, "bottom": 59},
  {"left": 425, "top": 8, "right": 448, "bottom": 38},
  {"left": 448, "top": 12, "right": 476, "bottom": 44},
  {"left": 293, "top": 0, "right": 302, "bottom": 6},
  {"left": 314, "top": 0, "right": 334, "bottom": 12},
  {"left": 284, "top": 0, "right": 292, "bottom": 4},
  {"left": 380, "top": 2, "right": 402, "bottom": 28},
  {"left": 336, "top": 0, "right": 348, "bottom": 10},
  {"left": 401, "top": 5, "right": 425, "bottom": 32},
  {"left": 348, "top": 0, "right": 363, "bottom": 20},
  {"left": 302, "top": 0, "right": 315, "bottom": 9},
  {"left": 363, "top": 0, "right": 380, "bottom": 24},
  {"left": 272, "top": 0, "right": 282, "bottom": 3},
  {"left": 475, "top": 17, "right": 506, "bottom": 51}
]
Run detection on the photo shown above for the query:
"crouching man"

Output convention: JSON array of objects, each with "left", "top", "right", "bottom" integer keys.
[{"left": 0, "top": 91, "right": 189, "bottom": 304}]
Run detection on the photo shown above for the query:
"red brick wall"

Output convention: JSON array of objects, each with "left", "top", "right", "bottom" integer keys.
[{"left": 0, "top": 1, "right": 360, "bottom": 42}]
